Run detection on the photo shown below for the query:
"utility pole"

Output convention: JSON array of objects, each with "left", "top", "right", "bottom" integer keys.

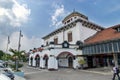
[
  {"left": 16, "top": 30, "right": 23, "bottom": 71},
  {"left": 18, "top": 30, "right": 23, "bottom": 52},
  {"left": 5, "top": 36, "right": 10, "bottom": 61},
  {"left": 6, "top": 36, "right": 10, "bottom": 52}
]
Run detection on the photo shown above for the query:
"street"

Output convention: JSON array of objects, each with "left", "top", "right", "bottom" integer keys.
[{"left": 22, "top": 64, "right": 113, "bottom": 80}]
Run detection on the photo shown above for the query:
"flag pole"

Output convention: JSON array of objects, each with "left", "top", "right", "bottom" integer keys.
[
  {"left": 5, "top": 36, "right": 10, "bottom": 61},
  {"left": 6, "top": 36, "right": 10, "bottom": 52}
]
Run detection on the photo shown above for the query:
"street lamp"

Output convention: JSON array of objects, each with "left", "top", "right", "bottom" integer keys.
[{"left": 21, "top": 52, "right": 25, "bottom": 62}]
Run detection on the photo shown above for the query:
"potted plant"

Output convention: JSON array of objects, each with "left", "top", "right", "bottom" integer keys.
[{"left": 78, "top": 58, "right": 86, "bottom": 69}]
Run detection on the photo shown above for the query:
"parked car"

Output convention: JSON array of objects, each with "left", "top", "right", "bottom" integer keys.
[
  {"left": 0, "top": 64, "right": 5, "bottom": 68},
  {"left": 0, "top": 60, "right": 6, "bottom": 67},
  {"left": 3, "top": 69, "right": 14, "bottom": 80},
  {"left": 0, "top": 69, "right": 14, "bottom": 80},
  {"left": 0, "top": 73, "right": 11, "bottom": 80}
]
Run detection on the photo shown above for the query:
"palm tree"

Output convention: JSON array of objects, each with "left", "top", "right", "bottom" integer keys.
[
  {"left": 9, "top": 48, "right": 25, "bottom": 71},
  {"left": 9, "top": 48, "right": 25, "bottom": 61}
]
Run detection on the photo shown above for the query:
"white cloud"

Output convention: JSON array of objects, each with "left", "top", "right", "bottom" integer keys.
[
  {"left": 51, "top": 4, "right": 66, "bottom": 28},
  {"left": 0, "top": 0, "right": 30, "bottom": 27},
  {"left": 0, "top": 0, "right": 41, "bottom": 53},
  {"left": 9, "top": 32, "right": 43, "bottom": 51},
  {"left": 1, "top": 31, "right": 43, "bottom": 52}
]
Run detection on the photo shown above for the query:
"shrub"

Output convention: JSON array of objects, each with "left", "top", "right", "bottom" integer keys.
[{"left": 9, "top": 63, "right": 23, "bottom": 71}]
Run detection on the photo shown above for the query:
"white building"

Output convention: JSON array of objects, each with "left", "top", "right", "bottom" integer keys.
[{"left": 28, "top": 11, "right": 104, "bottom": 70}]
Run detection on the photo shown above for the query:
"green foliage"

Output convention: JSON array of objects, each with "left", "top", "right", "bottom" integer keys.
[
  {"left": 9, "top": 48, "right": 25, "bottom": 60},
  {"left": 9, "top": 48, "right": 25, "bottom": 71},
  {"left": 0, "top": 50, "right": 5, "bottom": 59},
  {"left": 2, "top": 54, "right": 12, "bottom": 61},
  {"left": 78, "top": 59, "right": 86, "bottom": 65},
  {"left": 9, "top": 63, "right": 23, "bottom": 71}
]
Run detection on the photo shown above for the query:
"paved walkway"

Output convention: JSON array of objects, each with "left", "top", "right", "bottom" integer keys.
[
  {"left": 14, "top": 75, "right": 26, "bottom": 80},
  {"left": 81, "top": 67, "right": 113, "bottom": 75},
  {"left": 25, "top": 66, "right": 113, "bottom": 75},
  {"left": 24, "top": 67, "right": 113, "bottom": 80},
  {"left": 21, "top": 63, "right": 115, "bottom": 80}
]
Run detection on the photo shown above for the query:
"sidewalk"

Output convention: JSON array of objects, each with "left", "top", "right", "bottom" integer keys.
[
  {"left": 80, "top": 67, "right": 113, "bottom": 75},
  {"left": 14, "top": 75, "right": 26, "bottom": 80}
]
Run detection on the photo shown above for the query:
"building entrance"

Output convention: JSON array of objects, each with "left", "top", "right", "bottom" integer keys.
[
  {"left": 68, "top": 56, "right": 73, "bottom": 68},
  {"left": 35, "top": 55, "right": 40, "bottom": 67},
  {"left": 43, "top": 55, "right": 48, "bottom": 68},
  {"left": 57, "top": 52, "right": 74, "bottom": 68}
]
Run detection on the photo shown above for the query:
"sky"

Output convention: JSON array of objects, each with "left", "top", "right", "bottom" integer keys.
[{"left": 0, "top": 0, "right": 120, "bottom": 53}]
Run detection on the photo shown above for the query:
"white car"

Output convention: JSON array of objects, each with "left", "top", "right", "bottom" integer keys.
[{"left": 0, "top": 73, "right": 10, "bottom": 80}]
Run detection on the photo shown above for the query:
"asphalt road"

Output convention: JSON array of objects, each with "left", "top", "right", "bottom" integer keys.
[{"left": 21, "top": 64, "right": 113, "bottom": 80}]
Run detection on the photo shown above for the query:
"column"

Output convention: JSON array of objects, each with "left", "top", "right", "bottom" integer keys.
[
  {"left": 48, "top": 55, "right": 58, "bottom": 70},
  {"left": 28, "top": 58, "right": 31, "bottom": 66},
  {"left": 55, "top": 58, "right": 58, "bottom": 69},
  {"left": 113, "top": 53, "right": 118, "bottom": 67},
  {"left": 40, "top": 57, "right": 45, "bottom": 68},
  {"left": 73, "top": 58, "right": 78, "bottom": 69},
  {"left": 33, "top": 58, "right": 36, "bottom": 67}
]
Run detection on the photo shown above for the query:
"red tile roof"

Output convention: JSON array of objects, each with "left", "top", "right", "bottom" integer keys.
[{"left": 85, "top": 24, "right": 120, "bottom": 44}]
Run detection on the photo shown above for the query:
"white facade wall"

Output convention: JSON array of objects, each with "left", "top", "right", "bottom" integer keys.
[
  {"left": 44, "top": 21, "right": 97, "bottom": 45},
  {"left": 58, "top": 59, "right": 68, "bottom": 67},
  {"left": 45, "top": 32, "right": 64, "bottom": 44},
  {"left": 29, "top": 13, "right": 102, "bottom": 70},
  {"left": 78, "top": 22, "right": 98, "bottom": 42}
]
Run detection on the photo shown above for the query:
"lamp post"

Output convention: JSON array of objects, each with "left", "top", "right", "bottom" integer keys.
[{"left": 21, "top": 52, "right": 25, "bottom": 62}]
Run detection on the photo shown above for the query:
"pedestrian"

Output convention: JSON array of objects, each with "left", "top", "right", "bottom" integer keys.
[{"left": 112, "top": 66, "right": 120, "bottom": 80}]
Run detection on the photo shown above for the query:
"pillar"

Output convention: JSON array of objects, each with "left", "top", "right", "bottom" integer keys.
[
  {"left": 113, "top": 53, "right": 118, "bottom": 67},
  {"left": 39, "top": 58, "right": 41, "bottom": 67},
  {"left": 48, "top": 56, "right": 58, "bottom": 70},
  {"left": 40, "top": 57, "right": 45, "bottom": 68},
  {"left": 73, "top": 58, "right": 79, "bottom": 69},
  {"left": 32, "top": 58, "right": 36, "bottom": 67},
  {"left": 28, "top": 58, "right": 31, "bottom": 66}
]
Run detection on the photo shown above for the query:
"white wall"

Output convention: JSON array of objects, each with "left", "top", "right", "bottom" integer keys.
[
  {"left": 44, "top": 21, "right": 97, "bottom": 45},
  {"left": 58, "top": 59, "right": 68, "bottom": 67},
  {"left": 44, "top": 31, "right": 64, "bottom": 44},
  {"left": 78, "top": 22, "right": 97, "bottom": 42}
]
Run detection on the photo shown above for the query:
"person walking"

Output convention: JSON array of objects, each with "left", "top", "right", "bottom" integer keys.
[{"left": 112, "top": 66, "right": 120, "bottom": 80}]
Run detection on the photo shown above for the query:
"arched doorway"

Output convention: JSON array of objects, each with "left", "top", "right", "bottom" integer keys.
[
  {"left": 43, "top": 54, "right": 48, "bottom": 68},
  {"left": 35, "top": 55, "right": 40, "bottom": 67},
  {"left": 68, "top": 56, "right": 73, "bottom": 68},
  {"left": 57, "top": 52, "right": 74, "bottom": 68},
  {"left": 30, "top": 57, "right": 33, "bottom": 66}
]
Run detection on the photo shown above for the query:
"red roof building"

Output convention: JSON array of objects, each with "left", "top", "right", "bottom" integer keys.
[{"left": 85, "top": 24, "right": 120, "bottom": 45}]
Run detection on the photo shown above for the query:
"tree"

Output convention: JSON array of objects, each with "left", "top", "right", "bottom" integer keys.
[
  {"left": 9, "top": 48, "right": 25, "bottom": 71},
  {"left": 9, "top": 48, "right": 25, "bottom": 61},
  {"left": 0, "top": 50, "right": 4, "bottom": 59}
]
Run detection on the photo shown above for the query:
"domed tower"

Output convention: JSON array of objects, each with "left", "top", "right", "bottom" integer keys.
[{"left": 62, "top": 11, "right": 88, "bottom": 25}]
